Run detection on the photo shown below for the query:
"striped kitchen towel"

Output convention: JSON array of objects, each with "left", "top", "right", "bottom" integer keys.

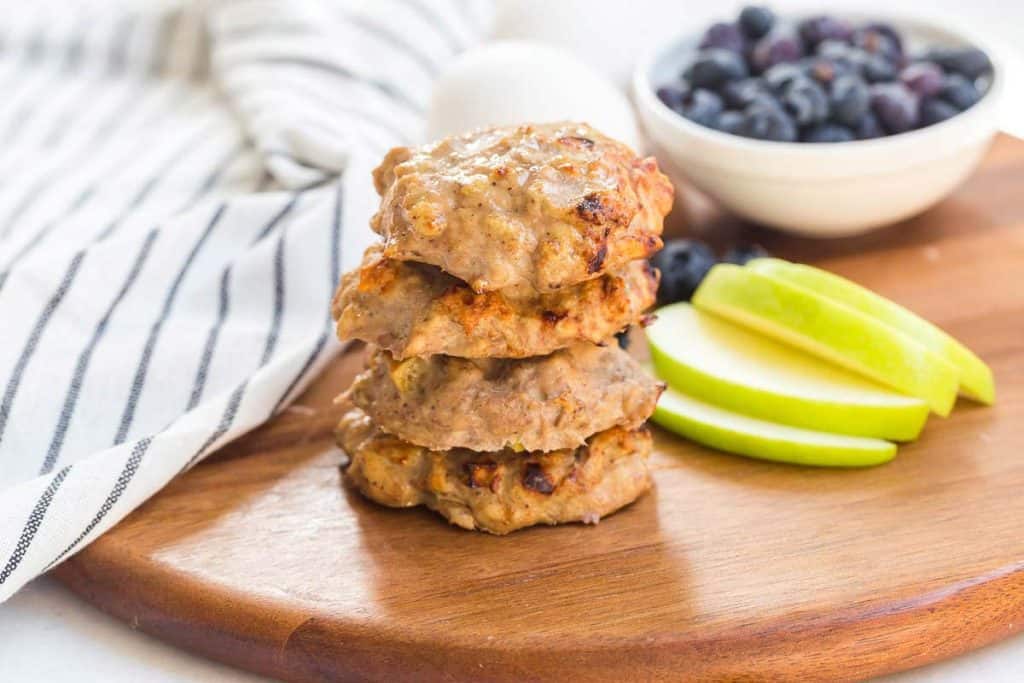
[{"left": 0, "top": 0, "right": 489, "bottom": 602}]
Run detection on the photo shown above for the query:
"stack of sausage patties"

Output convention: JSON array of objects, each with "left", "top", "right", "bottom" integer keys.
[{"left": 331, "top": 122, "right": 673, "bottom": 534}]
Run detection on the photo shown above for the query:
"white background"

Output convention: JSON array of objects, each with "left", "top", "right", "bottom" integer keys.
[{"left": 2, "top": 1, "right": 1023, "bottom": 681}]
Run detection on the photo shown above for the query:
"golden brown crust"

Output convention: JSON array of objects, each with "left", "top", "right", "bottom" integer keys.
[
  {"left": 346, "top": 343, "right": 664, "bottom": 452},
  {"left": 370, "top": 122, "right": 673, "bottom": 293},
  {"left": 332, "top": 246, "right": 658, "bottom": 359},
  {"left": 337, "top": 406, "right": 652, "bottom": 535}
]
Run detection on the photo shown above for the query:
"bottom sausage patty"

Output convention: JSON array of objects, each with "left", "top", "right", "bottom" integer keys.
[{"left": 336, "top": 406, "right": 652, "bottom": 535}]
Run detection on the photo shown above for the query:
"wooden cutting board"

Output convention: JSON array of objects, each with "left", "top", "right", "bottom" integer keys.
[{"left": 54, "top": 135, "right": 1024, "bottom": 682}]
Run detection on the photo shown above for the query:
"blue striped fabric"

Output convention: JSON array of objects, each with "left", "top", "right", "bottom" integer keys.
[{"left": 0, "top": 0, "right": 489, "bottom": 602}]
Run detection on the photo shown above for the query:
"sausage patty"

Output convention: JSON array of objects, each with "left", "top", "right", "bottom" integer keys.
[
  {"left": 370, "top": 122, "right": 673, "bottom": 293},
  {"left": 337, "top": 406, "right": 652, "bottom": 535},
  {"left": 332, "top": 246, "right": 658, "bottom": 359},
  {"left": 345, "top": 343, "right": 664, "bottom": 452}
]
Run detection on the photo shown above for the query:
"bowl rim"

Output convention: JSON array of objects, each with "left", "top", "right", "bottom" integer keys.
[{"left": 633, "top": 8, "right": 1005, "bottom": 158}]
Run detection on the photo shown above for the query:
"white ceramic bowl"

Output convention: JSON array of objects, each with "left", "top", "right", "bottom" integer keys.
[{"left": 634, "top": 12, "right": 1004, "bottom": 237}]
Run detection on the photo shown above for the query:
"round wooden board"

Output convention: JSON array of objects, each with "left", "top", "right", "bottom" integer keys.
[{"left": 55, "top": 136, "right": 1024, "bottom": 682}]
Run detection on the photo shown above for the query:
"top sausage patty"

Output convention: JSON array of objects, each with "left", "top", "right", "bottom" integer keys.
[{"left": 371, "top": 122, "right": 673, "bottom": 293}]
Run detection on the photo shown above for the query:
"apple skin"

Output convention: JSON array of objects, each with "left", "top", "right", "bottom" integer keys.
[
  {"left": 648, "top": 303, "right": 929, "bottom": 441},
  {"left": 692, "top": 265, "right": 959, "bottom": 416},
  {"left": 652, "top": 385, "right": 897, "bottom": 468},
  {"left": 747, "top": 258, "right": 994, "bottom": 405}
]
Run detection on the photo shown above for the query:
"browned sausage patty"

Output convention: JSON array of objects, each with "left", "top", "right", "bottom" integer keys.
[
  {"left": 332, "top": 246, "right": 658, "bottom": 359},
  {"left": 337, "top": 406, "right": 652, "bottom": 535},
  {"left": 370, "top": 122, "right": 673, "bottom": 293},
  {"left": 346, "top": 343, "right": 664, "bottom": 452}
]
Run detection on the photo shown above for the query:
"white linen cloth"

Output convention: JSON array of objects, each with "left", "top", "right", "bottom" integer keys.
[{"left": 0, "top": 0, "right": 489, "bottom": 602}]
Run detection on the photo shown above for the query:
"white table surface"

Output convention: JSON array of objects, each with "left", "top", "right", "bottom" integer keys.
[{"left": 3, "top": 1, "right": 1023, "bottom": 681}]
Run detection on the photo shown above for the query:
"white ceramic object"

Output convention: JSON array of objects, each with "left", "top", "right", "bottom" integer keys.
[
  {"left": 490, "top": 0, "right": 710, "bottom": 88},
  {"left": 634, "top": 13, "right": 1004, "bottom": 237},
  {"left": 427, "top": 40, "right": 640, "bottom": 150}
]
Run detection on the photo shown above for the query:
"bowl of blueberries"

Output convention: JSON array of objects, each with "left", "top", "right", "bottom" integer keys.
[{"left": 634, "top": 5, "right": 1002, "bottom": 236}]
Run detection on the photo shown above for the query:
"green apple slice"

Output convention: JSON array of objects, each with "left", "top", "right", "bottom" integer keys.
[
  {"left": 746, "top": 258, "right": 994, "bottom": 404},
  {"left": 647, "top": 303, "right": 929, "bottom": 440},
  {"left": 652, "top": 384, "right": 897, "bottom": 467},
  {"left": 692, "top": 264, "right": 959, "bottom": 416}
]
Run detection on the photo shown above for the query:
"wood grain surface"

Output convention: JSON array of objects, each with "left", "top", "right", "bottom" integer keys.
[{"left": 54, "top": 135, "right": 1024, "bottom": 682}]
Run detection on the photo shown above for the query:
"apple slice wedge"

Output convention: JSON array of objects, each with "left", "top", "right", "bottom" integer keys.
[
  {"left": 652, "top": 384, "right": 897, "bottom": 467},
  {"left": 692, "top": 264, "right": 959, "bottom": 416},
  {"left": 647, "top": 303, "right": 929, "bottom": 440},
  {"left": 746, "top": 258, "right": 994, "bottom": 404}
]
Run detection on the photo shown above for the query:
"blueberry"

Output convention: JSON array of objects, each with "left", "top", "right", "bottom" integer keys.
[
  {"left": 739, "top": 101, "right": 798, "bottom": 141},
  {"left": 821, "top": 42, "right": 892, "bottom": 82},
  {"left": 925, "top": 47, "right": 992, "bottom": 80},
  {"left": 738, "top": 5, "right": 775, "bottom": 40},
  {"left": 751, "top": 28, "right": 804, "bottom": 73},
  {"left": 920, "top": 98, "right": 960, "bottom": 126},
  {"left": 656, "top": 86, "right": 688, "bottom": 113},
  {"left": 781, "top": 76, "right": 829, "bottom": 126},
  {"left": 685, "top": 49, "right": 749, "bottom": 88},
  {"left": 652, "top": 240, "right": 717, "bottom": 304},
  {"left": 900, "top": 62, "right": 945, "bottom": 98},
  {"left": 830, "top": 74, "right": 870, "bottom": 128},
  {"left": 798, "top": 16, "right": 853, "bottom": 49},
  {"left": 852, "top": 28, "right": 901, "bottom": 63},
  {"left": 817, "top": 39, "right": 855, "bottom": 61},
  {"left": 615, "top": 328, "right": 631, "bottom": 349},
  {"left": 861, "top": 22, "right": 904, "bottom": 56},
  {"left": 870, "top": 83, "right": 920, "bottom": 134},
  {"left": 721, "top": 77, "right": 771, "bottom": 108},
  {"left": 855, "top": 111, "right": 885, "bottom": 139},
  {"left": 806, "top": 57, "right": 850, "bottom": 85},
  {"left": 940, "top": 74, "right": 982, "bottom": 110},
  {"left": 802, "top": 122, "right": 855, "bottom": 142},
  {"left": 859, "top": 52, "right": 897, "bottom": 83},
  {"left": 680, "top": 88, "right": 724, "bottom": 127},
  {"left": 763, "top": 62, "right": 806, "bottom": 92},
  {"left": 723, "top": 243, "right": 769, "bottom": 265},
  {"left": 700, "top": 22, "right": 747, "bottom": 54},
  {"left": 713, "top": 110, "right": 746, "bottom": 135}
]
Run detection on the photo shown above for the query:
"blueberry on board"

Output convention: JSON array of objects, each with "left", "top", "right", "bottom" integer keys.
[
  {"left": 763, "top": 62, "right": 807, "bottom": 92},
  {"left": 870, "top": 83, "right": 920, "bottom": 134},
  {"left": 855, "top": 111, "right": 885, "bottom": 139},
  {"left": 615, "top": 328, "right": 631, "bottom": 350},
  {"left": 920, "top": 98, "right": 960, "bottom": 126},
  {"left": 714, "top": 110, "right": 746, "bottom": 135},
  {"left": 685, "top": 49, "right": 749, "bottom": 88},
  {"left": 680, "top": 88, "right": 724, "bottom": 127},
  {"left": 802, "top": 122, "right": 856, "bottom": 143},
  {"left": 721, "top": 77, "right": 770, "bottom": 108},
  {"left": 797, "top": 16, "right": 853, "bottom": 49},
  {"left": 751, "top": 28, "right": 804, "bottom": 73},
  {"left": 900, "top": 62, "right": 945, "bottom": 98},
  {"left": 656, "top": 86, "right": 688, "bottom": 112},
  {"left": 738, "top": 5, "right": 775, "bottom": 40},
  {"left": 739, "top": 101, "right": 798, "bottom": 141},
  {"left": 830, "top": 74, "right": 870, "bottom": 128},
  {"left": 781, "top": 76, "right": 829, "bottom": 126},
  {"left": 723, "top": 243, "right": 769, "bottom": 265},
  {"left": 925, "top": 47, "right": 992, "bottom": 80},
  {"left": 652, "top": 240, "right": 718, "bottom": 304},
  {"left": 940, "top": 74, "right": 982, "bottom": 110},
  {"left": 700, "top": 22, "right": 747, "bottom": 54}
]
